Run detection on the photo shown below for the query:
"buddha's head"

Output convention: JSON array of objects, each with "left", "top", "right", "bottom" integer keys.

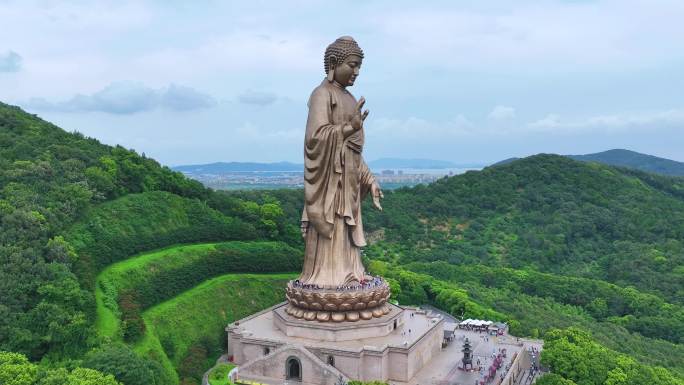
[{"left": 324, "top": 36, "right": 364, "bottom": 87}]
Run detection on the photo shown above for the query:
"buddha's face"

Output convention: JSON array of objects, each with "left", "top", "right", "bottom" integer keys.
[{"left": 333, "top": 54, "right": 362, "bottom": 87}]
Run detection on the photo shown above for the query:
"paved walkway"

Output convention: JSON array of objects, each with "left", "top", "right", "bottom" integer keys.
[
  {"left": 420, "top": 304, "right": 459, "bottom": 324},
  {"left": 392, "top": 329, "right": 541, "bottom": 385}
]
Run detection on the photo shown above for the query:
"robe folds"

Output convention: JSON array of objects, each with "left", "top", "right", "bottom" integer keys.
[{"left": 299, "top": 79, "right": 376, "bottom": 287}]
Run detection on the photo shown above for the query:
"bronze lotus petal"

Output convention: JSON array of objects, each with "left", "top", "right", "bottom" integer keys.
[
  {"left": 340, "top": 292, "right": 353, "bottom": 303},
  {"left": 312, "top": 291, "right": 324, "bottom": 305},
  {"left": 345, "top": 311, "right": 359, "bottom": 322},
  {"left": 360, "top": 310, "right": 373, "bottom": 320},
  {"left": 303, "top": 291, "right": 315, "bottom": 303},
  {"left": 329, "top": 293, "right": 343, "bottom": 306},
  {"left": 360, "top": 291, "right": 373, "bottom": 304}
]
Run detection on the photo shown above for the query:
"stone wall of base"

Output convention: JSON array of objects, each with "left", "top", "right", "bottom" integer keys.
[
  {"left": 239, "top": 347, "right": 340, "bottom": 385},
  {"left": 228, "top": 304, "right": 444, "bottom": 383},
  {"left": 501, "top": 343, "right": 535, "bottom": 385}
]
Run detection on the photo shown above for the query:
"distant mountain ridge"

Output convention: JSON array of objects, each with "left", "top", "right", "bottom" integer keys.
[
  {"left": 493, "top": 149, "right": 684, "bottom": 177},
  {"left": 568, "top": 149, "right": 684, "bottom": 176},
  {"left": 173, "top": 161, "right": 302, "bottom": 173},
  {"left": 173, "top": 158, "right": 481, "bottom": 174},
  {"left": 368, "top": 158, "right": 480, "bottom": 169}
]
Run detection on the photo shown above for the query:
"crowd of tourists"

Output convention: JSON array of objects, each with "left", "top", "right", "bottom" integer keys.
[
  {"left": 291, "top": 281, "right": 322, "bottom": 290},
  {"left": 291, "top": 275, "right": 384, "bottom": 292}
]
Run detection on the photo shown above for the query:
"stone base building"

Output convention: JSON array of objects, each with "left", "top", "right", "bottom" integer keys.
[{"left": 227, "top": 303, "right": 444, "bottom": 384}]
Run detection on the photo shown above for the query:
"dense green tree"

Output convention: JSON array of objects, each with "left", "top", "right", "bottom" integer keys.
[
  {"left": 0, "top": 351, "right": 37, "bottom": 385},
  {"left": 82, "top": 344, "right": 170, "bottom": 385},
  {"left": 541, "top": 328, "right": 683, "bottom": 385},
  {"left": 36, "top": 368, "right": 121, "bottom": 385},
  {"left": 536, "top": 374, "right": 577, "bottom": 385},
  {"left": 0, "top": 351, "right": 121, "bottom": 385},
  {"left": 0, "top": 102, "right": 211, "bottom": 361}
]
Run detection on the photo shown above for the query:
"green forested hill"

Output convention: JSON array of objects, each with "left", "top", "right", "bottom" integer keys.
[
  {"left": 0, "top": 102, "right": 301, "bottom": 384},
  {"left": 362, "top": 154, "right": 684, "bottom": 304},
  {"left": 495, "top": 149, "right": 684, "bottom": 177},
  {"left": 0, "top": 102, "right": 207, "bottom": 361}
]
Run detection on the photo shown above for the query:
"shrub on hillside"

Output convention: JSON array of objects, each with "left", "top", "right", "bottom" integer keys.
[
  {"left": 541, "top": 328, "right": 682, "bottom": 385},
  {"left": 118, "top": 291, "right": 145, "bottom": 343},
  {"left": 178, "top": 344, "right": 208, "bottom": 385},
  {"left": 82, "top": 343, "right": 172, "bottom": 385},
  {"left": 0, "top": 351, "right": 121, "bottom": 385}
]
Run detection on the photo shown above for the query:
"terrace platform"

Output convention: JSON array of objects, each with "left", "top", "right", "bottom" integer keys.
[{"left": 226, "top": 303, "right": 543, "bottom": 385}]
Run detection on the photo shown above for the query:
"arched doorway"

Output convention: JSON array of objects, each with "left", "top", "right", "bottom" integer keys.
[{"left": 286, "top": 356, "right": 302, "bottom": 381}]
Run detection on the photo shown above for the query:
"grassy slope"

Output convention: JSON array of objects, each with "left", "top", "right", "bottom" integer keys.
[
  {"left": 95, "top": 243, "right": 223, "bottom": 341},
  {"left": 136, "top": 273, "right": 294, "bottom": 384},
  {"left": 95, "top": 241, "right": 300, "bottom": 340}
]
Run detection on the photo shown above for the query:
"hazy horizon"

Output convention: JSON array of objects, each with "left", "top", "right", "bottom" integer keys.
[{"left": 167, "top": 149, "right": 682, "bottom": 169}]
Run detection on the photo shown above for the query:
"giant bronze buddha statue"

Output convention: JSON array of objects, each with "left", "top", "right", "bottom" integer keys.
[{"left": 284, "top": 36, "right": 391, "bottom": 322}]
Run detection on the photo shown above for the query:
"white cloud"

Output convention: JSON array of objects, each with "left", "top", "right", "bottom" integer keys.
[
  {"left": 0, "top": 51, "right": 22, "bottom": 72},
  {"left": 370, "top": 1, "right": 684, "bottom": 71},
  {"left": 371, "top": 107, "right": 684, "bottom": 139},
  {"left": 488, "top": 105, "right": 516, "bottom": 120},
  {"left": 370, "top": 114, "right": 476, "bottom": 139},
  {"left": 529, "top": 114, "right": 561, "bottom": 129},
  {"left": 132, "top": 32, "right": 321, "bottom": 82},
  {"left": 528, "top": 109, "right": 684, "bottom": 133},
  {"left": 24, "top": 82, "right": 216, "bottom": 114},
  {"left": 238, "top": 90, "right": 278, "bottom": 106},
  {"left": 162, "top": 84, "right": 216, "bottom": 111}
]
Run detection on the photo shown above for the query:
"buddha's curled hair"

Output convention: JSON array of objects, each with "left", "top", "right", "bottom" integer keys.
[{"left": 324, "top": 36, "right": 364, "bottom": 74}]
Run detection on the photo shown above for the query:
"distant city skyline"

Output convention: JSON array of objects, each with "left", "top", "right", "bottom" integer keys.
[{"left": 1, "top": 0, "right": 683, "bottom": 166}]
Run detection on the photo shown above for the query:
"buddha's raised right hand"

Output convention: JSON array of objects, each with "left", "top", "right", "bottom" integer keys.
[{"left": 350, "top": 96, "right": 369, "bottom": 132}]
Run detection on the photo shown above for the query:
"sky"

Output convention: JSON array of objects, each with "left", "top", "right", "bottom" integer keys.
[{"left": 1, "top": 0, "right": 683, "bottom": 166}]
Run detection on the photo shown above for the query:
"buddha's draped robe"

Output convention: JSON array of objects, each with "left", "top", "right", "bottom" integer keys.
[{"left": 299, "top": 79, "right": 375, "bottom": 287}]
